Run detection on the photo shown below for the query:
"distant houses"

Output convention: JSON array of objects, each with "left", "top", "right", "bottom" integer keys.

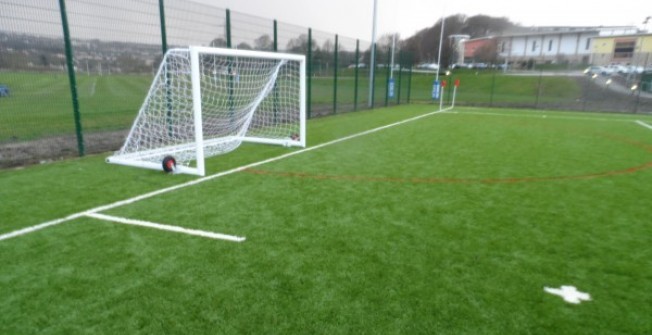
[{"left": 455, "top": 26, "right": 651, "bottom": 68}]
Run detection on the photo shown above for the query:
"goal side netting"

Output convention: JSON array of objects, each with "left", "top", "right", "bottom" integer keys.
[{"left": 107, "top": 46, "right": 306, "bottom": 176}]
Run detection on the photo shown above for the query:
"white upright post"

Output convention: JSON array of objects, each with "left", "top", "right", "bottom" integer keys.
[
  {"left": 435, "top": 14, "right": 446, "bottom": 84},
  {"left": 439, "top": 86, "right": 445, "bottom": 111},
  {"left": 299, "top": 57, "right": 307, "bottom": 147},
  {"left": 190, "top": 47, "right": 206, "bottom": 176}
]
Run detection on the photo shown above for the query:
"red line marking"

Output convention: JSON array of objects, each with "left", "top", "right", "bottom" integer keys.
[
  {"left": 244, "top": 117, "right": 652, "bottom": 185},
  {"left": 245, "top": 161, "right": 652, "bottom": 185}
]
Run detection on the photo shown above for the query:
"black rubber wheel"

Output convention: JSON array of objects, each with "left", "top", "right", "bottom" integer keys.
[{"left": 162, "top": 156, "right": 176, "bottom": 173}]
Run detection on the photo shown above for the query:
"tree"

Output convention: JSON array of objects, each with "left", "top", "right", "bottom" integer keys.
[
  {"left": 210, "top": 38, "right": 227, "bottom": 48},
  {"left": 236, "top": 42, "right": 252, "bottom": 50},
  {"left": 254, "top": 34, "right": 273, "bottom": 51},
  {"left": 401, "top": 14, "right": 519, "bottom": 66},
  {"left": 286, "top": 34, "right": 316, "bottom": 54},
  {"left": 321, "top": 39, "right": 334, "bottom": 54},
  {"left": 377, "top": 33, "right": 400, "bottom": 54},
  {"left": 461, "top": 15, "right": 517, "bottom": 38}
]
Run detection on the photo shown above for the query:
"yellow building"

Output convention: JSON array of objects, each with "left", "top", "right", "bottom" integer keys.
[{"left": 590, "top": 33, "right": 652, "bottom": 66}]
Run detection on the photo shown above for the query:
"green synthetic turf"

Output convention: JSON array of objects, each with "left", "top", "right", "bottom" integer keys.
[{"left": 1, "top": 105, "right": 651, "bottom": 334}]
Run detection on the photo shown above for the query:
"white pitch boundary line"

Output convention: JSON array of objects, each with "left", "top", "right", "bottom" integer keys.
[
  {"left": 0, "top": 106, "right": 453, "bottom": 242},
  {"left": 636, "top": 120, "right": 652, "bottom": 131},
  {"left": 456, "top": 110, "right": 647, "bottom": 123},
  {"left": 85, "top": 213, "right": 245, "bottom": 242}
]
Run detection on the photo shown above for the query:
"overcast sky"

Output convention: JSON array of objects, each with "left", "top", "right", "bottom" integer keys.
[{"left": 193, "top": 0, "right": 651, "bottom": 40}]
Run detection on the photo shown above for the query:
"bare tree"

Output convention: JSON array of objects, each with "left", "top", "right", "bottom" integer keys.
[
  {"left": 254, "top": 35, "right": 273, "bottom": 51},
  {"left": 210, "top": 38, "right": 227, "bottom": 48},
  {"left": 236, "top": 42, "right": 252, "bottom": 50},
  {"left": 286, "top": 34, "right": 316, "bottom": 54}
]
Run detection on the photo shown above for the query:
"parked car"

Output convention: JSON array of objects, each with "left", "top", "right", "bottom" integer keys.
[
  {"left": 0, "top": 85, "right": 9, "bottom": 97},
  {"left": 417, "top": 63, "right": 439, "bottom": 70},
  {"left": 626, "top": 65, "right": 644, "bottom": 74},
  {"left": 585, "top": 66, "right": 614, "bottom": 76},
  {"left": 606, "top": 64, "right": 628, "bottom": 74}
]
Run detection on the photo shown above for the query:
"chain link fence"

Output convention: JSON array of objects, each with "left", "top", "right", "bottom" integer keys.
[{"left": 1, "top": 0, "right": 650, "bottom": 168}]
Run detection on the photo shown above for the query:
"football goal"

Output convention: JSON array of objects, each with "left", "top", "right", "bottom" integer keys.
[{"left": 107, "top": 46, "right": 306, "bottom": 176}]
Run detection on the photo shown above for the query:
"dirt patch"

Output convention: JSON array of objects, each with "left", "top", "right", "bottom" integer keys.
[{"left": 0, "top": 130, "right": 128, "bottom": 168}]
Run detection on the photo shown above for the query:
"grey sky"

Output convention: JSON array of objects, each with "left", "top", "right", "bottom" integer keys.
[
  {"left": 1, "top": 0, "right": 648, "bottom": 46},
  {"left": 194, "top": 0, "right": 651, "bottom": 40}
]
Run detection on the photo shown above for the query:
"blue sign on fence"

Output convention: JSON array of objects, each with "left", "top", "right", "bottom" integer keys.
[
  {"left": 388, "top": 78, "right": 395, "bottom": 98},
  {"left": 432, "top": 80, "right": 440, "bottom": 100}
]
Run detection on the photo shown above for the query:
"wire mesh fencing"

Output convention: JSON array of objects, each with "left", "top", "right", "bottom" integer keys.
[{"left": 0, "top": 0, "right": 650, "bottom": 168}]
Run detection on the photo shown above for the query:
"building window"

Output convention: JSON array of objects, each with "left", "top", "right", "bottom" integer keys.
[
  {"left": 585, "top": 39, "right": 591, "bottom": 50},
  {"left": 614, "top": 40, "right": 635, "bottom": 59},
  {"left": 548, "top": 40, "right": 553, "bottom": 51},
  {"left": 532, "top": 41, "right": 537, "bottom": 52},
  {"left": 501, "top": 41, "right": 506, "bottom": 52}
]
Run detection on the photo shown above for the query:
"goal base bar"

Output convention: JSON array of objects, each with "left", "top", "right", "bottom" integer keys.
[
  {"left": 106, "top": 157, "right": 203, "bottom": 176},
  {"left": 241, "top": 136, "right": 304, "bottom": 147}
]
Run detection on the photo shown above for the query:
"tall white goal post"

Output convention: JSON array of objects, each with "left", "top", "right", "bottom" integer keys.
[{"left": 107, "top": 46, "right": 306, "bottom": 176}]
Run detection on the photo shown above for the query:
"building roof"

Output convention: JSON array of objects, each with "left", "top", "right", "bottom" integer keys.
[
  {"left": 497, "top": 26, "right": 638, "bottom": 38},
  {"left": 592, "top": 32, "right": 652, "bottom": 39}
]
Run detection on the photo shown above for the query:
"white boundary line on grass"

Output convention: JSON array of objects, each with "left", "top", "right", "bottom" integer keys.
[
  {"left": 85, "top": 213, "right": 245, "bottom": 242},
  {"left": 635, "top": 120, "right": 652, "bottom": 130},
  {"left": 0, "top": 106, "right": 453, "bottom": 242},
  {"left": 456, "top": 109, "right": 646, "bottom": 123}
]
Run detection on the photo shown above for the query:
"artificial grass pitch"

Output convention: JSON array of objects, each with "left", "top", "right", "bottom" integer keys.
[{"left": 1, "top": 105, "right": 651, "bottom": 334}]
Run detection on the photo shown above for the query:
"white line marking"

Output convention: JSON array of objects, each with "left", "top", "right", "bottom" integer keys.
[
  {"left": 544, "top": 285, "right": 591, "bottom": 304},
  {"left": 636, "top": 120, "right": 652, "bottom": 130},
  {"left": 89, "top": 79, "right": 97, "bottom": 96},
  {"left": 85, "top": 213, "right": 245, "bottom": 242},
  {"left": 0, "top": 107, "right": 453, "bottom": 242},
  {"left": 457, "top": 110, "right": 644, "bottom": 123}
]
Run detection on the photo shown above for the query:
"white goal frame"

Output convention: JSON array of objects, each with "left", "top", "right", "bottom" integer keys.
[{"left": 107, "top": 46, "right": 306, "bottom": 176}]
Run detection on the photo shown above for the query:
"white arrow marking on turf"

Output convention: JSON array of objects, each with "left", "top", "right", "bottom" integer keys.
[{"left": 544, "top": 285, "right": 591, "bottom": 304}]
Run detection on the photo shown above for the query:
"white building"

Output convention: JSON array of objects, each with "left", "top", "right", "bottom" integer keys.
[{"left": 484, "top": 26, "right": 638, "bottom": 66}]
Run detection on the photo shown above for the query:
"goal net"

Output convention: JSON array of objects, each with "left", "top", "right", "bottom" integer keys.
[{"left": 107, "top": 46, "right": 306, "bottom": 176}]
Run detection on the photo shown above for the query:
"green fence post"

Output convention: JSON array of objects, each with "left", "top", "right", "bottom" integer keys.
[
  {"left": 535, "top": 68, "right": 543, "bottom": 109},
  {"left": 307, "top": 28, "right": 312, "bottom": 118},
  {"left": 226, "top": 9, "right": 234, "bottom": 122},
  {"left": 354, "top": 39, "right": 360, "bottom": 111},
  {"left": 159, "top": 0, "right": 173, "bottom": 136},
  {"left": 407, "top": 64, "right": 414, "bottom": 104},
  {"left": 384, "top": 48, "right": 391, "bottom": 107},
  {"left": 273, "top": 20, "right": 278, "bottom": 52},
  {"left": 333, "top": 34, "right": 338, "bottom": 114},
  {"left": 370, "top": 44, "right": 376, "bottom": 109},
  {"left": 57, "top": 0, "right": 84, "bottom": 156},
  {"left": 226, "top": 9, "right": 232, "bottom": 48},
  {"left": 272, "top": 20, "right": 279, "bottom": 123},
  {"left": 158, "top": 0, "right": 168, "bottom": 54},
  {"left": 489, "top": 70, "right": 496, "bottom": 107},
  {"left": 397, "top": 63, "right": 403, "bottom": 105}
]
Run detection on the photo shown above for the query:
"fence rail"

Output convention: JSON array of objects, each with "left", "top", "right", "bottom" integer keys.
[{"left": 1, "top": 0, "right": 650, "bottom": 168}]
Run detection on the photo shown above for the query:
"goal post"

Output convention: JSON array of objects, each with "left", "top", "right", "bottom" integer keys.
[{"left": 107, "top": 46, "right": 306, "bottom": 176}]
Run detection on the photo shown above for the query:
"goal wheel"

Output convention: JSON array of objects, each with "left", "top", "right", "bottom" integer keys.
[{"left": 162, "top": 156, "right": 177, "bottom": 173}]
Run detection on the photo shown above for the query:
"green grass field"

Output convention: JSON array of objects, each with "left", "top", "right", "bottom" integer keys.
[
  {"left": 1, "top": 104, "right": 651, "bottom": 334},
  {"left": 0, "top": 70, "right": 582, "bottom": 142}
]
